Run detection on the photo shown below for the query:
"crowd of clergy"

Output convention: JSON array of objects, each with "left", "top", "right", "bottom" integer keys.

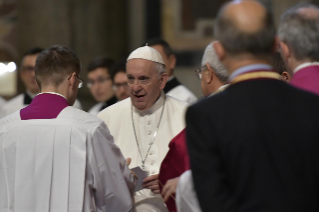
[{"left": 1, "top": 0, "right": 319, "bottom": 211}]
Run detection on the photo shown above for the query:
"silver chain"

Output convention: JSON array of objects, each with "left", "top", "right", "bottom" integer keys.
[{"left": 131, "top": 95, "right": 166, "bottom": 173}]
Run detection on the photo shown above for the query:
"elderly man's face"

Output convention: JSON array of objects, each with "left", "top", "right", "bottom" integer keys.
[{"left": 127, "top": 59, "right": 167, "bottom": 111}]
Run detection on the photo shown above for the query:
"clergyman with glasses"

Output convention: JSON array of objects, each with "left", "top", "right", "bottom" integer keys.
[
  {"left": 98, "top": 45, "right": 188, "bottom": 212},
  {"left": 0, "top": 45, "right": 136, "bottom": 212},
  {"left": 111, "top": 59, "right": 130, "bottom": 101},
  {"left": 87, "top": 56, "right": 117, "bottom": 115}
]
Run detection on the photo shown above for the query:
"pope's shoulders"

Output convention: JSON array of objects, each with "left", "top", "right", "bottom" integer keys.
[
  {"left": 165, "top": 94, "right": 189, "bottom": 109},
  {"left": 98, "top": 98, "right": 131, "bottom": 119},
  {"left": 2, "top": 93, "right": 24, "bottom": 108}
]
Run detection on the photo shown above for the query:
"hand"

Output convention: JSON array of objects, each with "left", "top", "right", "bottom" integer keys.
[
  {"left": 126, "top": 158, "right": 138, "bottom": 180},
  {"left": 162, "top": 177, "right": 180, "bottom": 202},
  {"left": 142, "top": 174, "right": 160, "bottom": 194}
]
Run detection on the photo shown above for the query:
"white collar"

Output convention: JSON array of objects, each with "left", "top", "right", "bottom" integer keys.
[
  {"left": 293, "top": 62, "right": 319, "bottom": 74},
  {"left": 167, "top": 75, "right": 175, "bottom": 82},
  {"left": 208, "top": 84, "right": 229, "bottom": 98},
  {"left": 26, "top": 90, "right": 38, "bottom": 99},
  {"left": 134, "top": 91, "right": 165, "bottom": 116},
  {"left": 36, "top": 92, "right": 67, "bottom": 100}
]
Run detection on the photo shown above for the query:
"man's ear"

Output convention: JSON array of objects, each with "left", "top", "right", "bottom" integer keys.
[
  {"left": 69, "top": 72, "right": 77, "bottom": 90},
  {"left": 206, "top": 63, "right": 214, "bottom": 84},
  {"left": 168, "top": 54, "right": 176, "bottom": 70},
  {"left": 213, "top": 41, "right": 225, "bottom": 61},
  {"left": 281, "top": 71, "right": 292, "bottom": 83},
  {"left": 280, "top": 41, "right": 291, "bottom": 63},
  {"left": 159, "top": 72, "right": 168, "bottom": 90}
]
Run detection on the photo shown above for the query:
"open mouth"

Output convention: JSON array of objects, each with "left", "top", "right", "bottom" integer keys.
[{"left": 134, "top": 94, "right": 146, "bottom": 99}]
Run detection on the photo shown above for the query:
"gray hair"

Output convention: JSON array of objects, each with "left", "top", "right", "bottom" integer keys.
[
  {"left": 278, "top": 3, "right": 319, "bottom": 61},
  {"left": 155, "top": 62, "right": 166, "bottom": 77},
  {"left": 202, "top": 42, "right": 228, "bottom": 83}
]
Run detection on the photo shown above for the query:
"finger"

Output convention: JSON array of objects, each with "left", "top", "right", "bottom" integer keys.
[
  {"left": 163, "top": 188, "right": 173, "bottom": 202},
  {"left": 143, "top": 174, "right": 159, "bottom": 183},
  {"left": 151, "top": 189, "right": 161, "bottom": 194},
  {"left": 162, "top": 184, "right": 170, "bottom": 196},
  {"left": 142, "top": 180, "right": 158, "bottom": 187},
  {"left": 145, "top": 184, "right": 159, "bottom": 190},
  {"left": 126, "top": 158, "right": 131, "bottom": 166}
]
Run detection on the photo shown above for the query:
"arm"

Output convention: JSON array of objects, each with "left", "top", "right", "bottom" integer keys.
[
  {"left": 186, "top": 105, "right": 237, "bottom": 211},
  {"left": 89, "top": 123, "right": 136, "bottom": 212}
]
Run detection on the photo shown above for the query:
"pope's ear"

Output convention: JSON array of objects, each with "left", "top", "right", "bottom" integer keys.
[
  {"left": 159, "top": 72, "right": 168, "bottom": 90},
  {"left": 213, "top": 41, "right": 225, "bottom": 61}
]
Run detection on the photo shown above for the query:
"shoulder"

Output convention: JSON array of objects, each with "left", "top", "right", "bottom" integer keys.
[
  {"left": 88, "top": 102, "right": 104, "bottom": 115},
  {"left": 167, "top": 85, "right": 197, "bottom": 104},
  {"left": 0, "top": 110, "right": 21, "bottom": 126},
  {"left": 3, "top": 94, "right": 24, "bottom": 107},
  {"left": 98, "top": 98, "right": 131, "bottom": 119},
  {"left": 166, "top": 94, "right": 189, "bottom": 109},
  {"left": 73, "top": 99, "right": 82, "bottom": 110},
  {"left": 58, "top": 106, "right": 105, "bottom": 130}
]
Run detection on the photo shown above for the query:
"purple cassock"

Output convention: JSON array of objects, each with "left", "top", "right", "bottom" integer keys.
[
  {"left": 20, "top": 93, "right": 69, "bottom": 120},
  {"left": 290, "top": 65, "right": 319, "bottom": 96}
]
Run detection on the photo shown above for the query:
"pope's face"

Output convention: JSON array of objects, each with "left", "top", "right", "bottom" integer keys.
[{"left": 127, "top": 59, "right": 167, "bottom": 111}]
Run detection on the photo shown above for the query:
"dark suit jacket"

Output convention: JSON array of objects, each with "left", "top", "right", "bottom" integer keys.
[{"left": 186, "top": 78, "right": 319, "bottom": 212}]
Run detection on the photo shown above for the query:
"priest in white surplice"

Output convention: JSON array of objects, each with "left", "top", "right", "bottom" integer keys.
[
  {"left": 0, "top": 45, "right": 136, "bottom": 212},
  {"left": 98, "top": 46, "right": 188, "bottom": 211}
]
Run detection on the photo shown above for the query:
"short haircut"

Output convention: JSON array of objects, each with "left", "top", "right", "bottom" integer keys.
[
  {"left": 87, "top": 56, "right": 115, "bottom": 75},
  {"left": 23, "top": 47, "right": 44, "bottom": 58},
  {"left": 111, "top": 59, "right": 126, "bottom": 81},
  {"left": 271, "top": 52, "right": 287, "bottom": 75},
  {"left": 145, "top": 37, "right": 173, "bottom": 58},
  {"left": 35, "top": 45, "right": 81, "bottom": 90},
  {"left": 278, "top": 3, "right": 319, "bottom": 61},
  {"left": 202, "top": 42, "right": 228, "bottom": 83},
  {"left": 214, "top": 2, "right": 276, "bottom": 57}
]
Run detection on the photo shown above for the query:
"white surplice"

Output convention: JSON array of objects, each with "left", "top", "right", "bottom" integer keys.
[
  {"left": 0, "top": 93, "right": 83, "bottom": 118},
  {"left": 0, "top": 97, "right": 6, "bottom": 114},
  {"left": 98, "top": 91, "right": 188, "bottom": 212},
  {"left": 0, "top": 106, "right": 136, "bottom": 212},
  {"left": 176, "top": 170, "right": 202, "bottom": 212}
]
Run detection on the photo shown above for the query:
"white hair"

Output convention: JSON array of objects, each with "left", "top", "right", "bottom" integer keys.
[
  {"left": 201, "top": 42, "right": 228, "bottom": 83},
  {"left": 155, "top": 62, "right": 166, "bottom": 77}
]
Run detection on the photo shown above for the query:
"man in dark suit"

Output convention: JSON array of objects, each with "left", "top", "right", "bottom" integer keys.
[{"left": 186, "top": 1, "right": 319, "bottom": 212}]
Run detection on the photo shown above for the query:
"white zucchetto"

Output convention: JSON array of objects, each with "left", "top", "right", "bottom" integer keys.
[{"left": 127, "top": 46, "right": 165, "bottom": 65}]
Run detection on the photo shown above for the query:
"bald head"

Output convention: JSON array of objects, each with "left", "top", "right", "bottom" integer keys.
[
  {"left": 223, "top": 0, "right": 267, "bottom": 33},
  {"left": 215, "top": 0, "right": 275, "bottom": 57}
]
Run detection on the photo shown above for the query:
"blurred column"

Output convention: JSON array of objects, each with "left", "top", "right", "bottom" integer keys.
[
  {"left": 272, "top": 0, "right": 304, "bottom": 27},
  {"left": 18, "top": 0, "right": 129, "bottom": 110},
  {"left": 128, "top": 0, "right": 145, "bottom": 51}
]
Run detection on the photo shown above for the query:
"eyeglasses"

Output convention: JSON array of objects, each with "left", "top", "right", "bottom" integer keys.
[
  {"left": 195, "top": 65, "right": 207, "bottom": 79},
  {"left": 113, "top": 82, "right": 128, "bottom": 90},
  {"left": 68, "top": 74, "right": 84, "bottom": 88},
  {"left": 87, "top": 77, "right": 111, "bottom": 88}
]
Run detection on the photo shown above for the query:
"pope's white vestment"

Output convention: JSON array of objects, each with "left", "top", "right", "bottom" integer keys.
[
  {"left": 0, "top": 106, "right": 136, "bottom": 212},
  {"left": 98, "top": 92, "right": 188, "bottom": 212}
]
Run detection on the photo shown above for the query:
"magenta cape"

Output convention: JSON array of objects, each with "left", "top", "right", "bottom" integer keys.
[
  {"left": 20, "top": 93, "right": 69, "bottom": 120},
  {"left": 290, "top": 66, "right": 319, "bottom": 96}
]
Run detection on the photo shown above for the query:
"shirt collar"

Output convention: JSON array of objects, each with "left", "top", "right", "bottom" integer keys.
[
  {"left": 134, "top": 91, "right": 165, "bottom": 116},
  {"left": 229, "top": 64, "right": 273, "bottom": 82},
  {"left": 293, "top": 62, "right": 319, "bottom": 74},
  {"left": 167, "top": 75, "right": 175, "bottom": 82},
  {"left": 26, "top": 90, "right": 38, "bottom": 99},
  {"left": 208, "top": 84, "right": 229, "bottom": 98},
  {"left": 36, "top": 92, "right": 67, "bottom": 100}
]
